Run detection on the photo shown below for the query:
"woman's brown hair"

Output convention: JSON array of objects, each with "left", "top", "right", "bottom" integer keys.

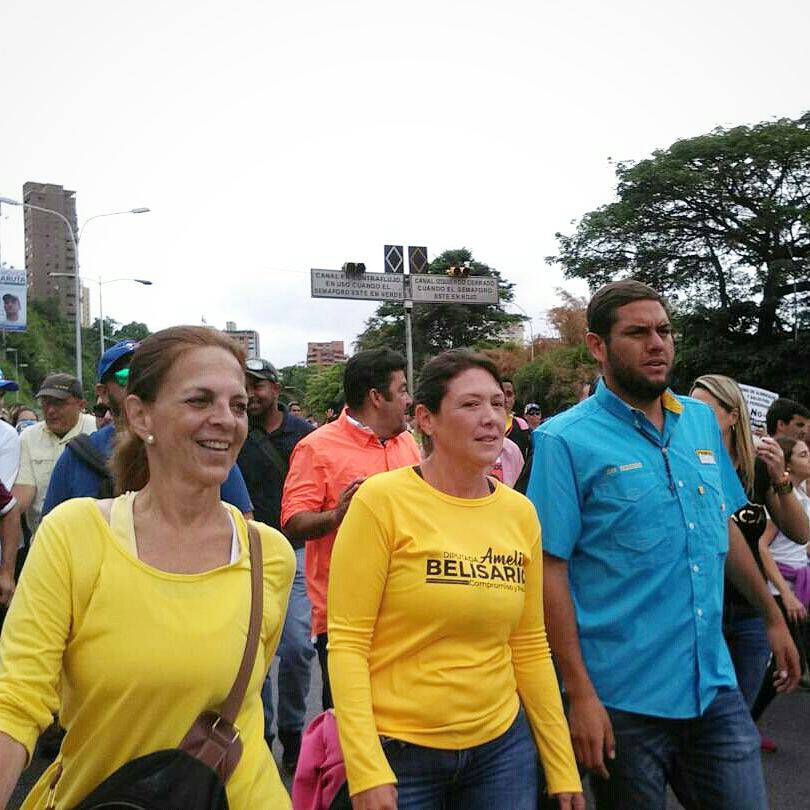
[
  {"left": 112, "top": 326, "right": 246, "bottom": 493},
  {"left": 414, "top": 348, "right": 502, "bottom": 454}
]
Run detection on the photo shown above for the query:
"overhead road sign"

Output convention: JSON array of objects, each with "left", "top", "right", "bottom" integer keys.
[
  {"left": 408, "top": 246, "right": 428, "bottom": 274},
  {"left": 384, "top": 245, "right": 404, "bottom": 274},
  {"left": 409, "top": 273, "right": 499, "bottom": 305},
  {"left": 310, "top": 268, "right": 405, "bottom": 302}
]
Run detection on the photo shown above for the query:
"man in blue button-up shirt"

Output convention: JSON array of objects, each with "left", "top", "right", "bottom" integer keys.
[{"left": 528, "top": 280, "right": 799, "bottom": 809}]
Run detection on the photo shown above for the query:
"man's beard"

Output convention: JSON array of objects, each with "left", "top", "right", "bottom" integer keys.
[
  {"left": 248, "top": 411, "right": 266, "bottom": 431},
  {"left": 248, "top": 400, "right": 275, "bottom": 430},
  {"left": 607, "top": 347, "right": 672, "bottom": 402}
]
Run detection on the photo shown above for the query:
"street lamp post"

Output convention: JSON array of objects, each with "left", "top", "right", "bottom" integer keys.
[
  {"left": 508, "top": 301, "right": 535, "bottom": 361},
  {"left": 0, "top": 197, "right": 149, "bottom": 383},
  {"left": 49, "top": 274, "right": 153, "bottom": 357},
  {"left": 5, "top": 347, "right": 20, "bottom": 402}
]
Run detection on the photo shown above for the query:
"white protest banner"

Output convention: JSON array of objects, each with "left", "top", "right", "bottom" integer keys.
[
  {"left": 739, "top": 383, "right": 779, "bottom": 430},
  {"left": 0, "top": 268, "right": 27, "bottom": 332}
]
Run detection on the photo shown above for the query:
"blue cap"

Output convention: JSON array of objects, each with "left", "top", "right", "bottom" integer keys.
[
  {"left": 0, "top": 369, "right": 19, "bottom": 393},
  {"left": 97, "top": 340, "right": 139, "bottom": 381}
]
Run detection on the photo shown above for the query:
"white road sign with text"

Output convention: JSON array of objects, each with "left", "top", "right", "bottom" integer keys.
[
  {"left": 310, "top": 269, "right": 405, "bottom": 302},
  {"left": 409, "top": 274, "right": 499, "bottom": 304}
]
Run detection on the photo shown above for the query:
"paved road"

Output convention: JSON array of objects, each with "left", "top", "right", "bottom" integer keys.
[{"left": 11, "top": 660, "right": 809, "bottom": 808}]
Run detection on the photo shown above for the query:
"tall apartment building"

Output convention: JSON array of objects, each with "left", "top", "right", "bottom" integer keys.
[
  {"left": 223, "top": 321, "right": 260, "bottom": 359},
  {"left": 22, "top": 181, "right": 90, "bottom": 326},
  {"left": 307, "top": 340, "right": 347, "bottom": 366}
]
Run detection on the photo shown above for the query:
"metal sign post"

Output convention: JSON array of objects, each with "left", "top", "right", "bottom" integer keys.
[{"left": 404, "top": 298, "right": 414, "bottom": 394}]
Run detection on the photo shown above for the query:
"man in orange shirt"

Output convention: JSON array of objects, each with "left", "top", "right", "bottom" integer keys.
[{"left": 281, "top": 348, "right": 420, "bottom": 709}]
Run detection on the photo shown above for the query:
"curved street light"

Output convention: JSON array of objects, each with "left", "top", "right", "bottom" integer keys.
[
  {"left": 507, "top": 301, "right": 535, "bottom": 361},
  {"left": 49, "top": 273, "right": 153, "bottom": 357},
  {"left": 0, "top": 197, "right": 149, "bottom": 382}
]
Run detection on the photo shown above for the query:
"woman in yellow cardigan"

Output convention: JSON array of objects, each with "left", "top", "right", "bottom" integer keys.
[
  {"left": 328, "top": 349, "right": 583, "bottom": 810},
  {"left": 0, "top": 326, "right": 294, "bottom": 809}
]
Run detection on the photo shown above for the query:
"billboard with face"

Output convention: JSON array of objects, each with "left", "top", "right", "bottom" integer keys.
[{"left": 0, "top": 268, "right": 27, "bottom": 332}]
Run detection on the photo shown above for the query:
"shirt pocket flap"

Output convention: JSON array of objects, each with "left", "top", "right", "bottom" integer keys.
[
  {"left": 593, "top": 468, "right": 657, "bottom": 503},
  {"left": 614, "top": 529, "right": 669, "bottom": 554}
]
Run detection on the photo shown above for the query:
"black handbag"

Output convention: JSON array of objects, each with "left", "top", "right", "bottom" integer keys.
[{"left": 45, "top": 524, "right": 264, "bottom": 810}]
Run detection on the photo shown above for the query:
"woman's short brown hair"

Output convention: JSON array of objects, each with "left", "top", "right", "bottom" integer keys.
[{"left": 414, "top": 349, "right": 501, "bottom": 454}]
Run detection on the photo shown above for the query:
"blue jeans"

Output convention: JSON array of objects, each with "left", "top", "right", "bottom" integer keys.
[
  {"left": 262, "top": 547, "right": 315, "bottom": 740},
  {"left": 591, "top": 687, "right": 766, "bottom": 810},
  {"left": 381, "top": 707, "right": 540, "bottom": 809},
  {"left": 723, "top": 611, "right": 771, "bottom": 710}
]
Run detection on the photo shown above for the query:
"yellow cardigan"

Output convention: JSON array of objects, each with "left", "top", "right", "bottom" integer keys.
[{"left": 0, "top": 494, "right": 294, "bottom": 809}]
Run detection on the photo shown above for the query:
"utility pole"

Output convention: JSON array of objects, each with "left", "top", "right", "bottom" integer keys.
[{"left": 404, "top": 298, "right": 414, "bottom": 394}]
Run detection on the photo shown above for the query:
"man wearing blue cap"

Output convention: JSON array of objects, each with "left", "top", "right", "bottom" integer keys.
[{"left": 43, "top": 340, "right": 254, "bottom": 517}]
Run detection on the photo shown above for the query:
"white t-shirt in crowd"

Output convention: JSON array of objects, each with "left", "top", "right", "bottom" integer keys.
[{"left": 767, "top": 485, "right": 810, "bottom": 596}]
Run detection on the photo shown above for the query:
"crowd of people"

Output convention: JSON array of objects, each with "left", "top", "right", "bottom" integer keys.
[{"left": 0, "top": 278, "right": 806, "bottom": 809}]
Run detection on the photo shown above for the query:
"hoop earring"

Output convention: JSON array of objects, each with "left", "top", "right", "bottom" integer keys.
[{"left": 144, "top": 434, "right": 155, "bottom": 445}]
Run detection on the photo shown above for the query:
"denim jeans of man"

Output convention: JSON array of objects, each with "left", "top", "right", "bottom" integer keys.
[
  {"left": 380, "top": 707, "right": 542, "bottom": 809},
  {"left": 723, "top": 610, "right": 771, "bottom": 709},
  {"left": 590, "top": 687, "right": 766, "bottom": 810},
  {"left": 262, "top": 548, "right": 315, "bottom": 750}
]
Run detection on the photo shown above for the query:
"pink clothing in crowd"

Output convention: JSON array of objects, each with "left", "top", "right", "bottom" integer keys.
[
  {"left": 488, "top": 436, "right": 525, "bottom": 488},
  {"left": 292, "top": 710, "right": 347, "bottom": 810}
]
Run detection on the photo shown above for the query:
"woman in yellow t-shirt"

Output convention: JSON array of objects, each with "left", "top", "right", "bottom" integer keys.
[
  {"left": 0, "top": 326, "right": 294, "bottom": 809},
  {"left": 328, "top": 348, "right": 583, "bottom": 810}
]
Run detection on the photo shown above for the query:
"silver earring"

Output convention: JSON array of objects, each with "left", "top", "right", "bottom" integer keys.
[{"left": 145, "top": 434, "right": 155, "bottom": 445}]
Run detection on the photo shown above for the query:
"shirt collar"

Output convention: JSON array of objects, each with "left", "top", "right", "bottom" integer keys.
[
  {"left": 595, "top": 378, "right": 683, "bottom": 431},
  {"left": 340, "top": 408, "right": 388, "bottom": 447},
  {"left": 44, "top": 415, "right": 86, "bottom": 444},
  {"left": 273, "top": 405, "right": 293, "bottom": 435}
]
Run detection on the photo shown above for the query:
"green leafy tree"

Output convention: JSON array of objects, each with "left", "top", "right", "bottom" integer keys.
[
  {"left": 111, "top": 321, "right": 151, "bottom": 343},
  {"left": 514, "top": 344, "right": 595, "bottom": 416},
  {"left": 3, "top": 303, "right": 154, "bottom": 404},
  {"left": 549, "top": 113, "right": 810, "bottom": 398},
  {"left": 279, "top": 363, "right": 315, "bottom": 406},
  {"left": 355, "top": 248, "right": 523, "bottom": 369},
  {"left": 304, "top": 363, "right": 345, "bottom": 417}
]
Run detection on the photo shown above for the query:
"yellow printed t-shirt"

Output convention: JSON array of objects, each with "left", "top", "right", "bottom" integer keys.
[
  {"left": 0, "top": 495, "right": 294, "bottom": 809},
  {"left": 327, "top": 466, "right": 580, "bottom": 797}
]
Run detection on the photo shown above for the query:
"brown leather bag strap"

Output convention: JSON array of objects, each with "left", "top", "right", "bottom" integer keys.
[{"left": 219, "top": 522, "right": 263, "bottom": 725}]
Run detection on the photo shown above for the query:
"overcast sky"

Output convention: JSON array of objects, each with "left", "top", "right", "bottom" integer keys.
[{"left": 1, "top": 0, "right": 807, "bottom": 367}]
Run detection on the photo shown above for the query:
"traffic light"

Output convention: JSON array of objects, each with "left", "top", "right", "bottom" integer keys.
[
  {"left": 342, "top": 262, "right": 366, "bottom": 275},
  {"left": 446, "top": 261, "right": 471, "bottom": 278}
]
